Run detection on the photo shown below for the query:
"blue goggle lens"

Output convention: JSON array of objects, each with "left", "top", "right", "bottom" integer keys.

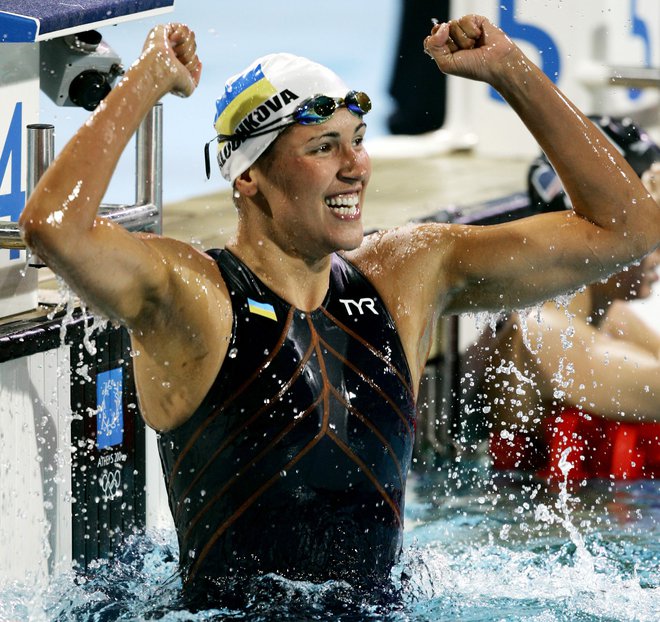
[{"left": 293, "top": 91, "right": 371, "bottom": 125}]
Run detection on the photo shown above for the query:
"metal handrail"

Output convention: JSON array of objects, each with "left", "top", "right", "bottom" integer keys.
[
  {"left": 576, "top": 63, "right": 660, "bottom": 89},
  {"left": 0, "top": 103, "right": 163, "bottom": 251},
  {"left": 608, "top": 66, "right": 660, "bottom": 89}
]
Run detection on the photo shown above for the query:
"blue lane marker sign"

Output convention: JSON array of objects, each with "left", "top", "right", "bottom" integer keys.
[
  {"left": 96, "top": 368, "right": 124, "bottom": 449},
  {"left": 0, "top": 102, "right": 25, "bottom": 261}
]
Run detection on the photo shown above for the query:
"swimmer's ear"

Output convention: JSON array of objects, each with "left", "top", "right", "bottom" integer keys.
[{"left": 234, "top": 168, "right": 258, "bottom": 197}]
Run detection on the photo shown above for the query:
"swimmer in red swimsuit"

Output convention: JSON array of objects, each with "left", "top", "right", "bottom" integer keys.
[{"left": 482, "top": 117, "right": 660, "bottom": 480}]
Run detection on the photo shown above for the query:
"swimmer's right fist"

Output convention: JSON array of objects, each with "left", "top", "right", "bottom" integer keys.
[{"left": 141, "top": 23, "right": 202, "bottom": 98}]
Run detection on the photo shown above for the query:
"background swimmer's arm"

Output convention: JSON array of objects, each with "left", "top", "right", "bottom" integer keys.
[
  {"left": 19, "top": 23, "right": 202, "bottom": 328},
  {"left": 521, "top": 305, "right": 660, "bottom": 422},
  {"left": 601, "top": 302, "right": 660, "bottom": 358},
  {"left": 424, "top": 15, "right": 660, "bottom": 311}
]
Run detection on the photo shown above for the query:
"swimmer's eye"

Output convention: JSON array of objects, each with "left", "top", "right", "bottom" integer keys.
[{"left": 309, "top": 142, "right": 333, "bottom": 154}]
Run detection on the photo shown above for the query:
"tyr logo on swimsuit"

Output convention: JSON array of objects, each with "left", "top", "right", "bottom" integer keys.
[{"left": 339, "top": 298, "right": 379, "bottom": 316}]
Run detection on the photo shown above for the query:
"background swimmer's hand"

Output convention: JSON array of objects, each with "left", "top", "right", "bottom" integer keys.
[
  {"left": 641, "top": 162, "right": 660, "bottom": 205},
  {"left": 423, "top": 14, "right": 522, "bottom": 86},
  {"left": 142, "top": 23, "right": 202, "bottom": 98}
]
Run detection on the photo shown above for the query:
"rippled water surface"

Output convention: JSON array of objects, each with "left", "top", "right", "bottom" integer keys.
[{"left": 2, "top": 460, "right": 658, "bottom": 622}]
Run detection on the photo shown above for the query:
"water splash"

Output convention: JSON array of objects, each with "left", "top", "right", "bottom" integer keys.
[
  {"left": 534, "top": 448, "right": 594, "bottom": 569},
  {"left": 2, "top": 470, "right": 658, "bottom": 621},
  {"left": 46, "top": 276, "right": 110, "bottom": 357},
  {"left": 401, "top": 465, "right": 660, "bottom": 622}
]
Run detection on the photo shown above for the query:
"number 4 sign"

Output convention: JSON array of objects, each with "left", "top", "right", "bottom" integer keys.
[
  {"left": 0, "top": 101, "right": 25, "bottom": 261},
  {"left": 0, "top": 42, "right": 40, "bottom": 317}
]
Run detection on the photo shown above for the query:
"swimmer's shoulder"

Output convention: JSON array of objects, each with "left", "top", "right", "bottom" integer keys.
[
  {"left": 136, "top": 233, "right": 227, "bottom": 287},
  {"left": 346, "top": 222, "right": 455, "bottom": 281},
  {"left": 133, "top": 233, "right": 232, "bottom": 327}
]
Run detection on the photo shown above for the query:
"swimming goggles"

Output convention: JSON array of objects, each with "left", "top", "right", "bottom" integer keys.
[{"left": 204, "top": 90, "right": 371, "bottom": 178}]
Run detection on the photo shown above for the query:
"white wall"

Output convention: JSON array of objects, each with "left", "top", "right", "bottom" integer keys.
[
  {"left": 0, "top": 348, "right": 72, "bottom": 583},
  {"left": 447, "top": 0, "right": 660, "bottom": 157}
]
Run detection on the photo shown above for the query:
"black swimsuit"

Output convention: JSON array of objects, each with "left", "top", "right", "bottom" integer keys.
[{"left": 158, "top": 250, "right": 416, "bottom": 592}]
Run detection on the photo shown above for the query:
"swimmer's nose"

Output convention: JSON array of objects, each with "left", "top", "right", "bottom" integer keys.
[{"left": 338, "top": 145, "right": 369, "bottom": 182}]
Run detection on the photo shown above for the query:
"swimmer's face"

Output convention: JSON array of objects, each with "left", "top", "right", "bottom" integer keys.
[
  {"left": 251, "top": 109, "right": 371, "bottom": 259},
  {"left": 608, "top": 248, "right": 660, "bottom": 301}
]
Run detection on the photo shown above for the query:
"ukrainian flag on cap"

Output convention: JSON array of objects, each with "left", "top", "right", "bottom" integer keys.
[
  {"left": 247, "top": 297, "right": 277, "bottom": 321},
  {"left": 214, "top": 63, "right": 277, "bottom": 137},
  {"left": 213, "top": 53, "right": 348, "bottom": 183}
]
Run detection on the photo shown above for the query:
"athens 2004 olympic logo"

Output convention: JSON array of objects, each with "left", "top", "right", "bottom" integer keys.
[{"left": 98, "top": 468, "right": 122, "bottom": 501}]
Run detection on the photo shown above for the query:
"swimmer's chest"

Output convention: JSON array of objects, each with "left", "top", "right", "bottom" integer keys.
[{"left": 211, "top": 251, "right": 415, "bottom": 476}]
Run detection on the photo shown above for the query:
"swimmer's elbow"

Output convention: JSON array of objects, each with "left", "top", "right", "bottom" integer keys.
[
  {"left": 19, "top": 211, "right": 59, "bottom": 263},
  {"left": 19, "top": 199, "right": 80, "bottom": 260}
]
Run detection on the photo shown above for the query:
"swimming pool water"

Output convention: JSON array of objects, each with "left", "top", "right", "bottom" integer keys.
[{"left": 2, "top": 459, "right": 657, "bottom": 621}]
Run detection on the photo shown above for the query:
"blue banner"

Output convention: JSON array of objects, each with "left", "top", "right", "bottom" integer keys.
[{"left": 96, "top": 367, "right": 124, "bottom": 449}]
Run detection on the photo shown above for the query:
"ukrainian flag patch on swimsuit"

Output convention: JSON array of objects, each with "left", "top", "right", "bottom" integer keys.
[{"left": 247, "top": 297, "right": 277, "bottom": 321}]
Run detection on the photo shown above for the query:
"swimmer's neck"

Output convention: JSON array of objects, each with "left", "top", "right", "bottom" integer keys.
[{"left": 226, "top": 236, "right": 333, "bottom": 312}]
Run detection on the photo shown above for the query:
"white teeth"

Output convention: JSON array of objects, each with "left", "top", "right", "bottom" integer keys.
[
  {"left": 325, "top": 193, "right": 359, "bottom": 207},
  {"left": 334, "top": 205, "right": 358, "bottom": 216}
]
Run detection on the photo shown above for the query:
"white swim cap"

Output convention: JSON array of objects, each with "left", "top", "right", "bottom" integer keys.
[{"left": 213, "top": 53, "right": 349, "bottom": 183}]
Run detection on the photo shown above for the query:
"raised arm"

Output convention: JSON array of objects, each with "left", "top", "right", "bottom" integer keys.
[
  {"left": 19, "top": 23, "right": 202, "bottom": 326},
  {"left": 19, "top": 25, "right": 232, "bottom": 431},
  {"left": 428, "top": 15, "right": 659, "bottom": 311},
  {"left": 354, "top": 15, "right": 660, "bottom": 386}
]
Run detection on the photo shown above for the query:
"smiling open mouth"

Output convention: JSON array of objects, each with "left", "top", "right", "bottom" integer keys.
[{"left": 325, "top": 193, "right": 360, "bottom": 217}]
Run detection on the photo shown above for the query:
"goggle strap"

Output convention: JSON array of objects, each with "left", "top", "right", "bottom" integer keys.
[
  {"left": 203, "top": 136, "right": 229, "bottom": 180},
  {"left": 204, "top": 141, "right": 211, "bottom": 180},
  {"left": 203, "top": 122, "right": 291, "bottom": 179}
]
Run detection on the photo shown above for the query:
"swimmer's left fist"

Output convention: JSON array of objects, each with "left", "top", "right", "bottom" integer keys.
[
  {"left": 424, "top": 14, "right": 522, "bottom": 87},
  {"left": 142, "top": 23, "right": 202, "bottom": 98}
]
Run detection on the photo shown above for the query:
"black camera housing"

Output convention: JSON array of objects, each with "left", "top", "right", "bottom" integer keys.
[{"left": 40, "top": 31, "right": 123, "bottom": 111}]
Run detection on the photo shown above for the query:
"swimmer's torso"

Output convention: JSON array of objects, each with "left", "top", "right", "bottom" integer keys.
[{"left": 158, "top": 250, "right": 416, "bottom": 589}]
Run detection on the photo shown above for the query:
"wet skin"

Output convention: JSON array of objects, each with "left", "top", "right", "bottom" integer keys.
[{"left": 597, "top": 248, "right": 660, "bottom": 304}]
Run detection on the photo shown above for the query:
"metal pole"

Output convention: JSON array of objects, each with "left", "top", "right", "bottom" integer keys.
[
  {"left": 135, "top": 102, "right": 163, "bottom": 234},
  {"left": 0, "top": 222, "right": 24, "bottom": 249},
  {"left": 0, "top": 104, "right": 164, "bottom": 250},
  {"left": 608, "top": 66, "right": 660, "bottom": 88},
  {"left": 26, "top": 124, "right": 55, "bottom": 266},
  {"left": 27, "top": 124, "right": 55, "bottom": 196}
]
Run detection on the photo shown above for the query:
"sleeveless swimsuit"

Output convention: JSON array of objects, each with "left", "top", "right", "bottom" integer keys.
[{"left": 158, "top": 250, "right": 416, "bottom": 593}]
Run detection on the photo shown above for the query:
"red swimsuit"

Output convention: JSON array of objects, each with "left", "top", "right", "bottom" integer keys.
[{"left": 490, "top": 407, "right": 660, "bottom": 480}]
